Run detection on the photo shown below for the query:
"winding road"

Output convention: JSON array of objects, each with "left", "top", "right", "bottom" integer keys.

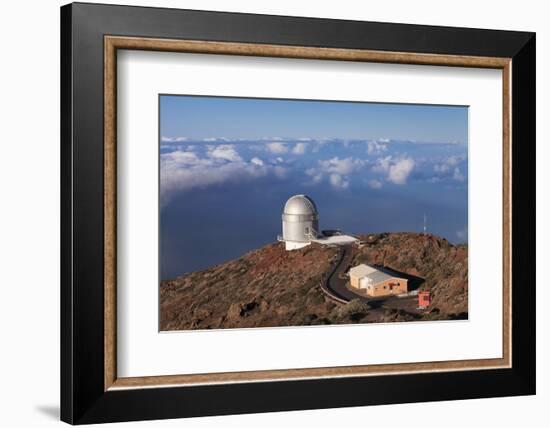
[{"left": 321, "top": 245, "right": 360, "bottom": 302}]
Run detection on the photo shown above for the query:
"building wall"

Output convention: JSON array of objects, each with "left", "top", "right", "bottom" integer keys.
[
  {"left": 350, "top": 275, "right": 360, "bottom": 288},
  {"left": 282, "top": 213, "right": 318, "bottom": 242},
  {"left": 367, "top": 278, "right": 408, "bottom": 297},
  {"left": 349, "top": 274, "right": 408, "bottom": 296}
]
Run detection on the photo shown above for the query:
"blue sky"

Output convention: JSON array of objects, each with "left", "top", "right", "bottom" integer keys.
[
  {"left": 160, "top": 95, "right": 468, "bottom": 280},
  {"left": 160, "top": 95, "right": 468, "bottom": 143}
]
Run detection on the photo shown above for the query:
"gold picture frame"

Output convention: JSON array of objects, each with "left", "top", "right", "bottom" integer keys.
[{"left": 103, "top": 36, "right": 512, "bottom": 391}]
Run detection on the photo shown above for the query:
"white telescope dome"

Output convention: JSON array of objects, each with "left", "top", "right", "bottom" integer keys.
[
  {"left": 281, "top": 194, "right": 319, "bottom": 249},
  {"left": 283, "top": 194, "right": 318, "bottom": 216}
]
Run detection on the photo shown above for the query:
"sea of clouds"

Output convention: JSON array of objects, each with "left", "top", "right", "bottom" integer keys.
[{"left": 160, "top": 136, "right": 467, "bottom": 207}]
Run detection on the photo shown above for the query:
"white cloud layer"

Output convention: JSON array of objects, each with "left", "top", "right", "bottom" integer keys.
[
  {"left": 160, "top": 139, "right": 464, "bottom": 204},
  {"left": 250, "top": 157, "right": 264, "bottom": 166},
  {"left": 367, "top": 140, "right": 388, "bottom": 155},
  {"left": 292, "top": 142, "right": 308, "bottom": 155},
  {"left": 305, "top": 168, "right": 323, "bottom": 184},
  {"left": 432, "top": 155, "right": 466, "bottom": 182},
  {"left": 318, "top": 157, "right": 366, "bottom": 175},
  {"left": 388, "top": 158, "right": 415, "bottom": 184},
  {"left": 207, "top": 144, "right": 242, "bottom": 162},
  {"left": 304, "top": 156, "right": 368, "bottom": 189},
  {"left": 329, "top": 173, "right": 349, "bottom": 189},
  {"left": 161, "top": 136, "right": 188, "bottom": 143},
  {"left": 374, "top": 156, "right": 415, "bottom": 185},
  {"left": 161, "top": 148, "right": 285, "bottom": 207},
  {"left": 266, "top": 142, "right": 288, "bottom": 154}
]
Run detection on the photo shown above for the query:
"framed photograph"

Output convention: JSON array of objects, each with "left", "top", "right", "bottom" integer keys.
[{"left": 61, "top": 2, "right": 535, "bottom": 424}]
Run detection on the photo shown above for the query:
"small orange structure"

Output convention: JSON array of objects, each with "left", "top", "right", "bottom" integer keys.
[{"left": 418, "top": 291, "right": 431, "bottom": 308}]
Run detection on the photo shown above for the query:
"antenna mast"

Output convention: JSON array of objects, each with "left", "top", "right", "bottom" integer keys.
[{"left": 423, "top": 213, "right": 427, "bottom": 235}]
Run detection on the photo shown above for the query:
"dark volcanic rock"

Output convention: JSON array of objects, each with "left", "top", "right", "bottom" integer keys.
[{"left": 160, "top": 232, "right": 468, "bottom": 331}]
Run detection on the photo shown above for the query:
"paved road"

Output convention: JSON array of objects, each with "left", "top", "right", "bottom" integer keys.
[
  {"left": 322, "top": 245, "right": 360, "bottom": 302},
  {"left": 321, "top": 245, "right": 418, "bottom": 310}
]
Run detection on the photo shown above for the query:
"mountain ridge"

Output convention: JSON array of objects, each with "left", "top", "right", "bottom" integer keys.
[{"left": 160, "top": 232, "right": 468, "bottom": 331}]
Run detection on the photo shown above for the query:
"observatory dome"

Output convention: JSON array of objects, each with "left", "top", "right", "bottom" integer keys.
[
  {"left": 283, "top": 194, "right": 318, "bottom": 216},
  {"left": 281, "top": 194, "right": 319, "bottom": 250}
]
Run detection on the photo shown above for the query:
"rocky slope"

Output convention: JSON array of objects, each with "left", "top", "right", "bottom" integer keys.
[
  {"left": 352, "top": 233, "right": 468, "bottom": 316},
  {"left": 160, "top": 232, "right": 468, "bottom": 331}
]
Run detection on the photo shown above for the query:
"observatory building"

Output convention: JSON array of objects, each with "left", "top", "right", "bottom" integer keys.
[
  {"left": 280, "top": 194, "right": 319, "bottom": 250},
  {"left": 278, "top": 194, "right": 358, "bottom": 251}
]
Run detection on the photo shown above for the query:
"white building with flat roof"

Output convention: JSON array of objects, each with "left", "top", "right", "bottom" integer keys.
[{"left": 349, "top": 264, "right": 408, "bottom": 297}]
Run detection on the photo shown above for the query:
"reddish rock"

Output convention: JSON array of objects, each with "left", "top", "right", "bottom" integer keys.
[{"left": 160, "top": 233, "right": 468, "bottom": 330}]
